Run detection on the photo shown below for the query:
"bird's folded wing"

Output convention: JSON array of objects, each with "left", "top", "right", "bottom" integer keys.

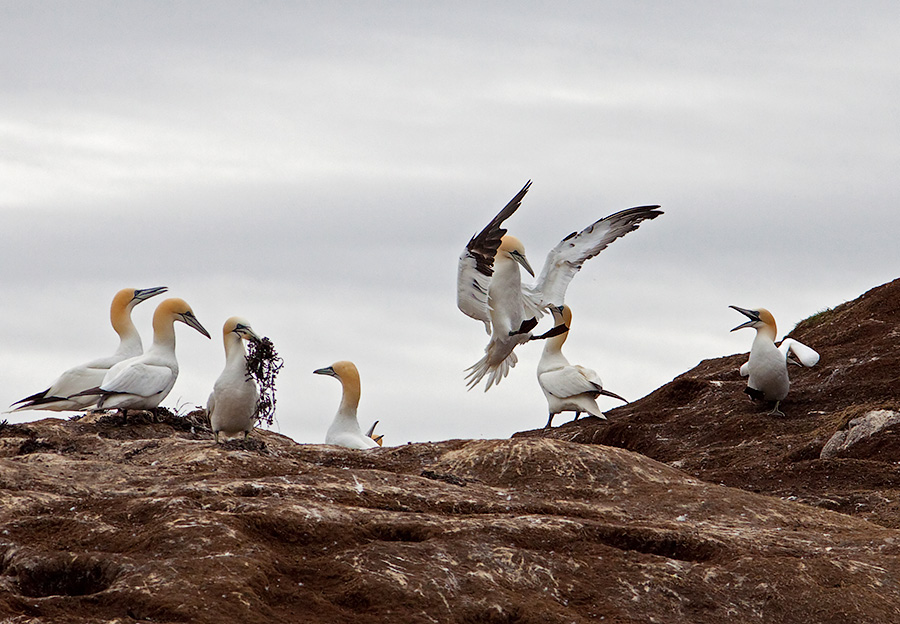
[
  {"left": 101, "top": 362, "right": 172, "bottom": 397},
  {"left": 539, "top": 366, "right": 600, "bottom": 398},
  {"left": 779, "top": 338, "right": 820, "bottom": 367},
  {"left": 527, "top": 205, "right": 663, "bottom": 308}
]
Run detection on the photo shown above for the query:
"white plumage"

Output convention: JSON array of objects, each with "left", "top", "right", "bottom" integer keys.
[
  {"left": 457, "top": 181, "right": 662, "bottom": 390},
  {"left": 537, "top": 305, "right": 626, "bottom": 428},
  {"left": 313, "top": 361, "right": 379, "bottom": 450},
  {"left": 8, "top": 286, "right": 168, "bottom": 413},
  {"left": 208, "top": 317, "right": 260, "bottom": 443},
  {"left": 75, "top": 297, "right": 211, "bottom": 412},
  {"left": 730, "top": 306, "right": 819, "bottom": 416}
]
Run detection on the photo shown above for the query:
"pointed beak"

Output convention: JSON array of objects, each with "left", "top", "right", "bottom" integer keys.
[
  {"left": 313, "top": 366, "right": 336, "bottom": 377},
  {"left": 235, "top": 324, "right": 261, "bottom": 342},
  {"left": 729, "top": 305, "right": 760, "bottom": 332},
  {"left": 182, "top": 313, "right": 211, "bottom": 339},
  {"left": 510, "top": 250, "right": 535, "bottom": 277},
  {"left": 133, "top": 286, "right": 168, "bottom": 303}
]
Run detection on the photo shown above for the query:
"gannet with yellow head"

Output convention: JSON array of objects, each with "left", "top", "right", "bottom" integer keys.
[
  {"left": 208, "top": 317, "right": 260, "bottom": 443},
  {"left": 73, "top": 297, "right": 211, "bottom": 412},
  {"left": 458, "top": 181, "right": 662, "bottom": 390},
  {"left": 8, "top": 286, "right": 168, "bottom": 412},
  {"left": 313, "top": 361, "right": 379, "bottom": 450},
  {"left": 730, "top": 306, "right": 820, "bottom": 416},
  {"left": 537, "top": 305, "right": 627, "bottom": 428}
]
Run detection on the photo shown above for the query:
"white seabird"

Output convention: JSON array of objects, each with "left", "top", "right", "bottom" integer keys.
[
  {"left": 365, "top": 420, "right": 384, "bottom": 446},
  {"left": 313, "top": 361, "right": 379, "bottom": 450},
  {"left": 73, "top": 297, "right": 211, "bottom": 413},
  {"left": 208, "top": 317, "right": 260, "bottom": 443},
  {"left": 730, "top": 306, "right": 820, "bottom": 416},
  {"left": 8, "top": 286, "right": 168, "bottom": 413},
  {"left": 538, "top": 305, "right": 627, "bottom": 428},
  {"left": 457, "top": 181, "right": 662, "bottom": 390}
]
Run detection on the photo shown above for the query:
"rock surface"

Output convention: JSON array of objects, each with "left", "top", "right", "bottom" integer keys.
[
  {"left": 2, "top": 278, "right": 900, "bottom": 623},
  {"left": 524, "top": 278, "right": 900, "bottom": 528},
  {"left": 821, "top": 410, "right": 900, "bottom": 459}
]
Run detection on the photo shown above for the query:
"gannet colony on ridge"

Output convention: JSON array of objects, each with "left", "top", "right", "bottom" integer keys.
[{"left": 6, "top": 181, "right": 828, "bottom": 447}]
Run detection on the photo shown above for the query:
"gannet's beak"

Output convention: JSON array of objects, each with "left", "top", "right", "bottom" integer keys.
[
  {"left": 729, "top": 305, "right": 761, "bottom": 332},
  {"left": 180, "top": 311, "right": 211, "bottom": 338},
  {"left": 132, "top": 286, "right": 169, "bottom": 302},
  {"left": 510, "top": 249, "right": 535, "bottom": 277},
  {"left": 234, "top": 323, "right": 260, "bottom": 341},
  {"left": 313, "top": 366, "right": 337, "bottom": 377}
]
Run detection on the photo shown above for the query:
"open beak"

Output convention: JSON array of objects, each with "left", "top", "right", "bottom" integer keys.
[
  {"left": 729, "top": 305, "right": 760, "bottom": 332},
  {"left": 133, "top": 286, "right": 168, "bottom": 303}
]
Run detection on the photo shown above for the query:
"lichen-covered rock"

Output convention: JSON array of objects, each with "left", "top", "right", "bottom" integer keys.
[{"left": 821, "top": 410, "right": 900, "bottom": 459}]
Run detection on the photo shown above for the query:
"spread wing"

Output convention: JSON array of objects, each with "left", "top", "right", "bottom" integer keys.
[
  {"left": 457, "top": 181, "right": 532, "bottom": 330},
  {"left": 779, "top": 338, "right": 820, "bottom": 368},
  {"left": 526, "top": 205, "right": 663, "bottom": 309},
  {"left": 539, "top": 365, "right": 602, "bottom": 398},
  {"left": 101, "top": 361, "right": 174, "bottom": 398}
]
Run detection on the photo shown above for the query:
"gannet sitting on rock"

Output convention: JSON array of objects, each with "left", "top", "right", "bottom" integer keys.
[
  {"left": 313, "top": 361, "right": 379, "bottom": 450},
  {"left": 8, "top": 286, "right": 168, "bottom": 412},
  {"left": 73, "top": 297, "right": 211, "bottom": 413},
  {"left": 208, "top": 317, "right": 260, "bottom": 443},
  {"left": 457, "top": 181, "right": 662, "bottom": 390},
  {"left": 538, "top": 305, "right": 627, "bottom": 428},
  {"left": 730, "top": 306, "right": 820, "bottom": 416},
  {"left": 366, "top": 420, "right": 384, "bottom": 446}
]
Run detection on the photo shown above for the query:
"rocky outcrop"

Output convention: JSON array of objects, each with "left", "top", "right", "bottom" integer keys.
[
  {"left": 524, "top": 278, "right": 900, "bottom": 528},
  {"left": 3, "top": 278, "right": 900, "bottom": 623},
  {"left": 821, "top": 410, "right": 900, "bottom": 459},
  {"left": 3, "top": 415, "right": 900, "bottom": 623}
]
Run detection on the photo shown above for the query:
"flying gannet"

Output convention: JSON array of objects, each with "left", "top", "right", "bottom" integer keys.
[
  {"left": 313, "top": 361, "right": 379, "bottom": 450},
  {"left": 538, "top": 305, "right": 627, "bottom": 428},
  {"left": 72, "top": 297, "right": 211, "bottom": 413},
  {"left": 8, "top": 286, "right": 168, "bottom": 413},
  {"left": 208, "top": 317, "right": 260, "bottom": 443},
  {"left": 457, "top": 181, "right": 662, "bottom": 390},
  {"left": 730, "top": 306, "right": 820, "bottom": 416}
]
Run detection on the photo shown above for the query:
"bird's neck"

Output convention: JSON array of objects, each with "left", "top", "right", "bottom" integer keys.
[
  {"left": 338, "top": 379, "right": 361, "bottom": 417},
  {"left": 223, "top": 334, "right": 247, "bottom": 366},
  {"left": 150, "top": 314, "right": 177, "bottom": 352},
  {"left": 111, "top": 304, "right": 142, "bottom": 355}
]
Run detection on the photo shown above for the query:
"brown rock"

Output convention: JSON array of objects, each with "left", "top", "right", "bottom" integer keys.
[{"left": 2, "top": 414, "right": 900, "bottom": 623}]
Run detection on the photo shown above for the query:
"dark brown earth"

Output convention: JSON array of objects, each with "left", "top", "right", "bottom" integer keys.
[
  {"left": 2, "top": 279, "right": 900, "bottom": 623},
  {"left": 521, "top": 277, "right": 900, "bottom": 528}
]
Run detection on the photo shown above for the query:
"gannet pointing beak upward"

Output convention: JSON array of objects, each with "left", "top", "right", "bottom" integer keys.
[
  {"left": 8, "top": 286, "right": 168, "bottom": 413},
  {"left": 73, "top": 297, "right": 211, "bottom": 413},
  {"left": 457, "top": 181, "right": 662, "bottom": 391},
  {"left": 537, "top": 305, "right": 627, "bottom": 429},
  {"left": 208, "top": 317, "right": 260, "bottom": 443},
  {"left": 313, "top": 361, "right": 379, "bottom": 450},
  {"left": 729, "top": 305, "right": 820, "bottom": 417}
]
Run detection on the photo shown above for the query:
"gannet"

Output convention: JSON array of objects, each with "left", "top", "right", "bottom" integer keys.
[
  {"left": 730, "top": 306, "right": 820, "bottom": 416},
  {"left": 457, "top": 181, "right": 662, "bottom": 390},
  {"left": 8, "top": 286, "right": 168, "bottom": 412},
  {"left": 73, "top": 297, "right": 211, "bottom": 412},
  {"left": 313, "top": 361, "right": 379, "bottom": 450},
  {"left": 366, "top": 420, "right": 384, "bottom": 446},
  {"left": 538, "top": 305, "right": 627, "bottom": 428},
  {"left": 208, "top": 317, "right": 260, "bottom": 443}
]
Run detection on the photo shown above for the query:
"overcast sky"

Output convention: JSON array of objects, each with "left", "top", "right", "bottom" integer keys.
[{"left": 2, "top": 1, "right": 899, "bottom": 444}]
